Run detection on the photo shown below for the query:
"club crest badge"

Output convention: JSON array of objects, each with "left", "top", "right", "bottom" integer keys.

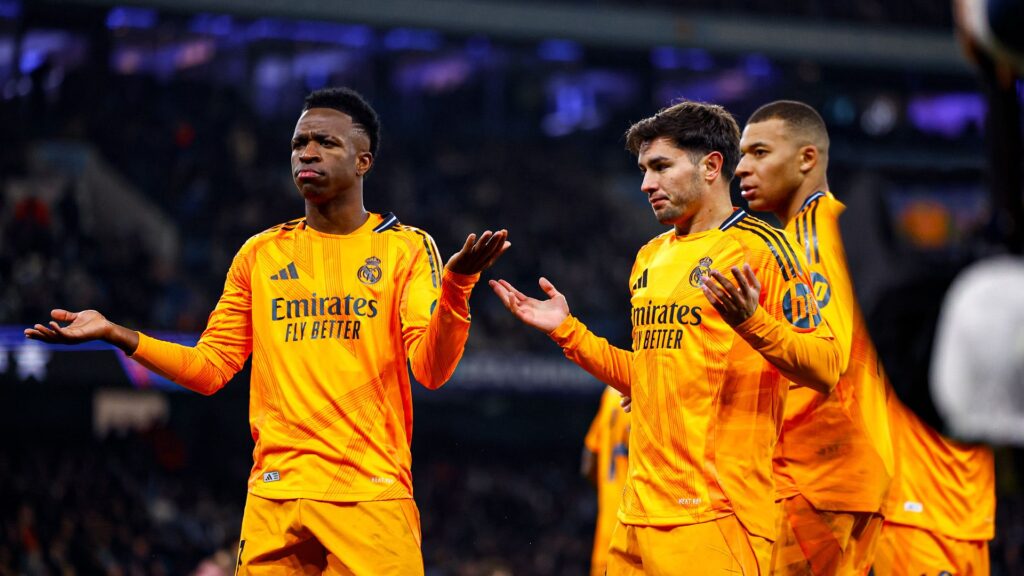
[
  {"left": 688, "top": 256, "right": 713, "bottom": 288},
  {"left": 357, "top": 256, "right": 383, "bottom": 285}
]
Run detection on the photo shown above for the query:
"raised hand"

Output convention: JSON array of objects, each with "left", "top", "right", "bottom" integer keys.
[
  {"left": 446, "top": 230, "right": 511, "bottom": 275},
  {"left": 24, "top": 309, "right": 139, "bottom": 353},
  {"left": 700, "top": 264, "right": 761, "bottom": 327},
  {"left": 489, "top": 277, "right": 570, "bottom": 333}
]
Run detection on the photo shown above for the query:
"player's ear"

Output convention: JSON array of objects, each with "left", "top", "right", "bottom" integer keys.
[
  {"left": 703, "top": 151, "right": 724, "bottom": 182},
  {"left": 798, "top": 145, "right": 818, "bottom": 175},
  {"left": 356, "top": 152, "right": 374, "bottom": 177}
]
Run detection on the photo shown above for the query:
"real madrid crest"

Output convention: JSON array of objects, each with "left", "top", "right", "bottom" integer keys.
[
  {"left": 357, "top": 256, "right": 383, "bottom": 285},
  {"left": 688, "top": 256, "right": 713, "bottom": 288}
]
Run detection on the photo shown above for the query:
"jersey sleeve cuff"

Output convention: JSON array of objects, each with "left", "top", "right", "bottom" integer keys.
[
  {"left": 733, "top": 305, "right": 772, "bottom": 343},
  {"left": 129, "top": 331, "right": 152, "bottom": 359},
  {"left": 549, "top": 315, "right": 583, "bottom": 347}
]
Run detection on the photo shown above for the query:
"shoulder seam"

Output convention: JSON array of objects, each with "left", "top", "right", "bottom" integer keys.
[{"left": 733, "top": 219, "right": 801, "bottom": 281}]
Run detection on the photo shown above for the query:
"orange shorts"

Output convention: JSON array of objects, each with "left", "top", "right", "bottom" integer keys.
[
  {"left": 771, "top": 494, "right": 883, "bottom": 576},
  {"left": 872, "top": 522, "right": 990, "bottom": 576},
  {"left": 235, "top": 494, "right": 423, "bottom": 576},
  {"left": 606, "top": 515, "right": 772, "bottom": 575}
]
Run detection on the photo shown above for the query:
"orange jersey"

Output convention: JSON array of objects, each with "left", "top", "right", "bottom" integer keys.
[
  {"left": 131, "top": 213, "right": 476, "bottom": 502},
  {"left": 775, "top": 191, "right": 894, "bottom": 512},
  {"left": 551, "top": 210, "right": 840, "bottom": 539},
  {"left": 583, "top": 386, "right": 630, "bottom": 575},
  {"left": 883, "top": 396, "right": 996, "bottom": 541}
]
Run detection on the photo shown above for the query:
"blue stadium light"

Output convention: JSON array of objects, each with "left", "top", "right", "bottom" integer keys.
[
  {"left": 106, "top": 7, "right": 158, "bottom": 30},
  {"left": 188, "top": 13, "right": 235, "bottom": 37},
  {"left": 743, "top": 53, "right": 772, "bottom": 78},
  {"left": 19, "top": 49, "right": 44, "bottom": 73},
  {"left": 294, "top": 21, "right": 372, "bottom": 48},
  {"left": 650, "top": 46, "right": 712, "bottom": 71},
  {"left": 383, "top": 28, "right": 442, "bottom": 51},
  {"left": 907, "top": 93, "right": 985, "bottom": 138},
  {"left": 465, "top": 35, "right": 492, "bottom": 59},
  {"left": 537, "top": 39, "right": 581, "bottom": 63},
  {"left": 247, "top": 18, "right": 290, "bottom": 41},
  {"left": 0, "top": 0, "right": 20, "bottom": 20}
]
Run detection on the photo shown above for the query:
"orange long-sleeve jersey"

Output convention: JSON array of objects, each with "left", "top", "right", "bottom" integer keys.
[
  {"left": 131, "top": 213, "right": 476, "bottom": 502},
  {"left": 883, "top": 396, "right": 996, "bottom": 541},
  {"left": 774, "top": 191, "right": 894, "bottom": 512},
  {"left": 584, "top": 386, "right": 631, "bottom": 575},
  {"left": 551, "top": 210, "right": 840, "bottom": 539}
]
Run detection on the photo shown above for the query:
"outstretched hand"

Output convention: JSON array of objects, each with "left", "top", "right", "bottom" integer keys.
[
  {"left": 446, "top": 230, "right": 511, "bottom": 275},
  {"left": 488, "top": 277, "right": 570, "bottom": 333},
  {"left": 24, "top": 309, "right": 112, "bottom": 344},
  {"left": 25, "top": 309, "right": 139, "bottom": 353},
  {"left": 700, "top": 264, "right": 762, "bottom": 327}
]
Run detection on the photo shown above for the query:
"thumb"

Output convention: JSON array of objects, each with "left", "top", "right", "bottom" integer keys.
[
  {"left": 538, "top": 277, "right": 561, "bottom": 299},
  {"left": 51, "top": 309, "right": 76, "bottom": 322}
]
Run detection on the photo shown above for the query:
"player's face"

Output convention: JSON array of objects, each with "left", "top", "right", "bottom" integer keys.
[
  {"left": 290, "top": 108, "right": 373, "bottom": 205},
  {"left": 637, "top": 138, "right": 705, "bottom": 227},
  {"left": 736, "top": 119, "right": 804, "bottom": 213}
]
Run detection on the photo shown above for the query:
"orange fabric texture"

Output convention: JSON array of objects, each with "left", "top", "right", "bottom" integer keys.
[
  {"left": 771, "top": 494, "right": 882, "bottom": 576},
  {"left": 551, "top": 211, "right": 839, "bottom": 539},
  {"left": 235, "top": 494, "right": 423, "bottom": 575},
  {"left": 873, "top": 522, "right": 990, "bottom": 576},
  {"left": 132, "top": 213, "right": 477, "bottom": 502},
  {"left": 606, "top": 515, "right": 772, "bottom": 576},
  {"left": 776, "top": 191, "right": 893, "bottom": 513},
  {"left": 883, "top": 397, "right": 996, "bottom": 542},
  {"left": 584, "top": 387, "right": 631, "bottom": 576}
]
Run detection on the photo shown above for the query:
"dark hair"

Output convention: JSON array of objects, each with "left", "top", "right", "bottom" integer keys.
[
  {"left": 624, "top": 101, "right": 741, "bottom": 181},
  {"left": 747, "top": 100, "right": 829, "bottom": 154},
  {"left": 303, "top": 87, "right": 381, "bottom": 156}
]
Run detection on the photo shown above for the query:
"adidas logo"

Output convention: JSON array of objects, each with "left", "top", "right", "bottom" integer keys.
[
  {"left": 632, "top": 269, "right": 649, "bottom": 291},
  {"left": 271, "top": 262, "right": 299, "bottom": 281}
]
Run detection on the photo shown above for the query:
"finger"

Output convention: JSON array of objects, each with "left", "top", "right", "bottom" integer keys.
[
  {"left": 488, "top": 279, "right": 509, "bottom": 300},
  {"left": 461, "top": 233, "right": 477, "bottom": 253},
  {"left": 742, "top": 264, "right": 761, "bottom": 292},
  {"left": 32, "top": 324, "right": 59, "bottom": 340},
  {"left": 709, "top": 269, "right": 742, "bottom": 303},
  {"left": 474, "top": 230, "right": 494, "bottom": 248},
  {"left": 730, "top": 266, "right": 753, "bottom": 300},
  {"left": 497, "top": 279, "right": 528, "bottom": 302},
  {"left": 476, "top": 232, "right": 508, "bottom": 265},
  {"left": 538, "top": 277, "right": 561, "bottom": 299},
  {"left": 49, "top": 321, "right": 72, "bottom": 338},
  {"left": 52, "top": 309, "right": 75, "bottom": 322},
  {"left": 701, "top": 283, "right": 728, "bottom": 314},
  {"left": 704, "top": 272, "right": 735, "bottom": 305}
]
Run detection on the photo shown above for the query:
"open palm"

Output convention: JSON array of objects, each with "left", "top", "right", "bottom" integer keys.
[
  {"left": 24, "top": 309, "right": 111, "bottom": 344},
  {"left": 489, "top": 277, "right": 570, "bottom": 333}
]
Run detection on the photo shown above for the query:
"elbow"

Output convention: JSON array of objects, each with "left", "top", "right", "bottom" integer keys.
[
  {"left": 419, "top": 377, "right": 448, "bottom": 391},
  {"left": 811, "top": 350, "right": 842, "bottom": 395}
]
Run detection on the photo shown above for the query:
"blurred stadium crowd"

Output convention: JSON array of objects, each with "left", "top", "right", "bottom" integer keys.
[{"left": 1, "top": 0, "right": 1022, "bottom": 574}]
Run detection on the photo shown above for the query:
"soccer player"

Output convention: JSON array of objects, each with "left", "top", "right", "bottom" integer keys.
[
  {"left": 25, "top": 87, "right": 509, "bottom": 575},
  {"left": 581, "top": 387, "right": 631, "bottom": 576},
  {"left": 872, "top": 398, "right": 995, "bottom": 575},
  {"left": 734, "top": 100, "right": 893, "bottom": 574},
  {"left": 491, "top": 101, "right": 841, "bottom": 574}
]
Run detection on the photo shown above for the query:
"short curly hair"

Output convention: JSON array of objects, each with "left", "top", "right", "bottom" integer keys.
[{"left": 303, "top": 87, "right": 381, "bottom": 156}]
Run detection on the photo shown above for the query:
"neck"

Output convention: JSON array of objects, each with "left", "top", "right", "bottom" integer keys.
[
  {"left": 304, "top": 188, "right": 368, "bottom": 235},
  {"left": 778, "top": 178, "right": 828, "bottom": 226},
  {"left": 674, "top": 187, "right": 735, "bottom": 236}
]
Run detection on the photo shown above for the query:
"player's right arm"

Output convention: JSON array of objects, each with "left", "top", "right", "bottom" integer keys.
[
  {"left": 26, "top": 243, "right": 255, "bottom": 395},
  {"left": 490, "top": 277, "right": 633, "bottom": 394}
]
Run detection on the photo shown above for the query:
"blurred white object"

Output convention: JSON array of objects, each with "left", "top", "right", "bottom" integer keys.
[{"left": 932, "top": 255, "right": 1024, "bottom": 444}]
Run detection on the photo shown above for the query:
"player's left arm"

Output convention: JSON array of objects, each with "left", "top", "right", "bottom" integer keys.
[
  {"left": 702, "top": 263, "right": 841, "bottom": 394},
  {"left": 404, "top": 230, "right": 510, "bottom": 389}
]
